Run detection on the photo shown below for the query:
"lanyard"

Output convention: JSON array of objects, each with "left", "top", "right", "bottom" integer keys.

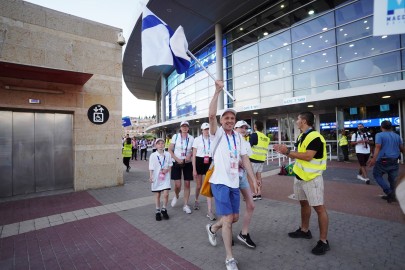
[
  {"left": 180, "top": 135, "right": 189, "bottom": 156},
  {"left": 202, "top": 135, "right": 210, "bottom": 155},
  {"left": 157, "top": 153, "right": 166, "bottom": 170},
  {"left": 225, "top": 131, "right": 237, "bottom": 158}
]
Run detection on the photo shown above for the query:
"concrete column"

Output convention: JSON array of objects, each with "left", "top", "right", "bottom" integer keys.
[
  {"left": 215, "top": 24, "right": 224, "bottom": 110},
  {"left": 161, "top": 75, "right": 166, "bottom": 122}
]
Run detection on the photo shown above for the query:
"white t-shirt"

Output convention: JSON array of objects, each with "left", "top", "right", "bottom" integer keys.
[
  {"left": 351, "top": 132, "right": 372, "bottom": 154},
  {"left": 170, "top": 133, "right": 194, "bottom": 160},
  {"left": 209, "top": 127, "right": 247, "bottom": 188},
  {"left": 192, "top": 135, "right": 212, "bottom": 157},
  {"left": 149, "top": 151, "right": 173, "bottom": 192}
]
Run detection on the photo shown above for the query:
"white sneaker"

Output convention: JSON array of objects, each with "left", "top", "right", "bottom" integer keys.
[
  {"left": 171, "top": 196, "right": 178, "bottom": 207},
  {"left": 183, "top": 205, "right": 192, "bottom": 214},
  {"left": 206, "top": 224, "right": 217, "bottom": 246},
  {"left": 357, "top": 175, "right": 367, "bottom": 181},
  {"left": 225, "top": 258, "right": 238, "bottom": 270}
]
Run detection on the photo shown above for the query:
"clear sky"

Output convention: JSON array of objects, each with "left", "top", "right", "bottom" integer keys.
[{"left": 25, "top": 0, "right": 156, "bottom": 118}]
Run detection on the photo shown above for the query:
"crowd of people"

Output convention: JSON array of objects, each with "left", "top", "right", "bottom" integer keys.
[{"left": 122, "top": 81, "right": 404, "bottom": 270}]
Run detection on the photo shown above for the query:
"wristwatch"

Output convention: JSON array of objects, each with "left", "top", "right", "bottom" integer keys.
[{"left": 285, "top": 148, "right": 290, "bottom": 156}]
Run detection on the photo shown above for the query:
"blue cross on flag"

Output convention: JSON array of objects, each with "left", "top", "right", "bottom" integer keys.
[{"left": 141, "top": 7, "right": 191, "bottom": 75}]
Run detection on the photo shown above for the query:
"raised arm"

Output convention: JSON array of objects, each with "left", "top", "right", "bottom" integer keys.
[{"left": 208, "top": 80, "right": 224, "bottom": 136}]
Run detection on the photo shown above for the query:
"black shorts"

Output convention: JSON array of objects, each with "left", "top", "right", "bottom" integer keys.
[
  {"left": 171, "top": 161, "right": 194, "bottom": 180},
  {"left": 356, "top": 153, "right": 370, "bottom": 166},
  {"left": 195, "top": 156, "right": 212, "bottom": 175}
]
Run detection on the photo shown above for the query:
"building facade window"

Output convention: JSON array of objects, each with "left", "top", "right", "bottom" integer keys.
[{"left": 164, "top": 0, "right": 405, "bottom": 121}]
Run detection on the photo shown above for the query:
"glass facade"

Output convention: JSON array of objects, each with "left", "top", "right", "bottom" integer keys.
[{"left": 164, "top": 0, "right": 405, "bottom": 121}]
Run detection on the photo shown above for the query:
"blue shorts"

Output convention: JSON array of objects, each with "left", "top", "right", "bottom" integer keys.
[
  {"left": 239, "top": 170, "right": 250, "bottom": 189},
  {"left": 211, "top": 184, "right": 240, "bottom": 216}
]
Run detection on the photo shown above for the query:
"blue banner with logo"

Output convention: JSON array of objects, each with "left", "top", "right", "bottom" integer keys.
[{"left": 122, "top": 116, "right": 132, "bottom": 127}]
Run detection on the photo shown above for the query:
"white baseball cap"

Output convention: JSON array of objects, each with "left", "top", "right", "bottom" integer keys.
[
  {"left": 155, "top": 138, "right": 164, "bottom": 145},
  {"left": 220, "top": 108, "right": 237, "bottom": 118},
  {"left": 180, "top": 121, "right": 189, "bottom": 126},
  {"left": 235, "top": 120, "right": 250, "bottom": 128},
  {"left": 200, "top": 122, "right": 209, "bottom": 130}
]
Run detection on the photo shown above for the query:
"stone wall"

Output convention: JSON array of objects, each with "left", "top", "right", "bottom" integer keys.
[{"left": 0, "top": 0, "right": 124, "bottom": 190}]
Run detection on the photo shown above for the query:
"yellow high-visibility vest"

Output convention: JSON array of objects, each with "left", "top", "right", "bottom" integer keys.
[
  {"left": 250, "top": 131, "right": 270, "bottom": 162},
  {"left": 338, "top": 135, "right": 348, "bottom": 146},
  {"left": 293, "top": 131, "right": 327, "bottom": 181},
  {"left": 122, "top": 143, "right": 132, "bottom": 157},
  {"left": 165, "top": 139, "right": 171, "bottom": 149}
]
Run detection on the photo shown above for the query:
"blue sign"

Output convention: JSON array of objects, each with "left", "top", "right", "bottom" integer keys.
[
  {"left": 320, "top": 117, "right": 400, "bottom": 129},
  {"left": 122, "top": 116, "right": 132, "bottom": 127}
]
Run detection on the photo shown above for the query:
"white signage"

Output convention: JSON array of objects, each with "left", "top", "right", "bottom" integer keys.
[
  {"left": 373, "top": 0, "right": 405, "bottom": 36},
  {"left": 283, "top": 96, "right": 306, "bottom": 105},
  {"left": 242, "top": 104, "right": 260, "bottom": 111}
]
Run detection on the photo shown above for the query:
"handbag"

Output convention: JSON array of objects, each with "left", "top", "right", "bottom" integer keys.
[
  {"left": 200, "top": 131, "right": 223, "bottom": 197},
  {"left": 201, "top": 163, "right": 214, "bottom": 197}
]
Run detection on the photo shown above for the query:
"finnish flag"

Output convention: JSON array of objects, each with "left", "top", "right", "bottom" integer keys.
[{"left": 141, "top": 7, "right": 191, "bottom": 75}]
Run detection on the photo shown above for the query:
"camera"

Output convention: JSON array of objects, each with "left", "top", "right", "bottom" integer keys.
[{"left": 117, "top": 32, "right": 126, "bottom": 46}]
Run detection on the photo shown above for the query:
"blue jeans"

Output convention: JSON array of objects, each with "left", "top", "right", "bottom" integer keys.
[{"left": 372, "top": 159, "right": 399, "bottom": 195}]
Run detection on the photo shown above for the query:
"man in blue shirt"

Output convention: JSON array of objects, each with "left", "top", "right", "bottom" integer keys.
[{"left": 368, "top": 121, "right": 405, "bottom": 203}]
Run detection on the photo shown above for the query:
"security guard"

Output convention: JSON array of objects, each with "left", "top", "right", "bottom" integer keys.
[
  {"left": 249, "top": 120, "right": 270, "bottom": 200},
  {"left": 273, "top": 111, "right": 330, "bottom": 256},
  {"left": 122, "top": 137, "right": 132, "bottom": 172},
  {"left": 338, "top": 129, "right": 349, "bottom": 162}
]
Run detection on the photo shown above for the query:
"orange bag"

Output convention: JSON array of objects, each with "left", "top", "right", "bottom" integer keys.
[{"left": 200, "top": 165, "right": 214, "bottom": 197}]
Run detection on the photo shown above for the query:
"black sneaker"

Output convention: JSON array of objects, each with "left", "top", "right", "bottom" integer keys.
[
  {"left": 155, "top": 212, "right": 162, "bottom": 221},
  {"left": 237, "top": 232, "right": 256, "bottom": 248},
  {"left": 257, "top": 195, "right": 262, "bottom": 200},
  {"left": 311, "top": 240, "right": 330, "bottom": 255},
  {"left": 288, "top": 227, "right": 312, "bottom": 239},
  {"left": 161, "top": 209, "right": 169, "bottom": 220}
]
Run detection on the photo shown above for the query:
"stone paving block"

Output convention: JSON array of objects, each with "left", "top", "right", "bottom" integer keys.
[
  {"left": 18, "top": 220, "right": 35, "bottom": 234},
  {"left": 72, "top": 209, "right": 87, "bottom": 218},
  {"left": 34, "top": 217, "right": 50, "bottom": 230},
  {"left": 94, "top": 205, "right": 111, "bottom": 215},
  {"left": 1, "top": 222, "right": 19, "bottom": 238},
  {"left": 104, "top": 204, "right": 120, "bottom": 212},
  {"left": 50, "top": 220, "right": 64, "bottom": 227},
  {"left": 48, "top": 214, "right": 62, "bottom": 223},
  {"left": 61, "top": 212, "right": 77, "bottom": 223}
]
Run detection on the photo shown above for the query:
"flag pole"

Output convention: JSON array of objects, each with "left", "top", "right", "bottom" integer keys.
[{"left": 186, "top": 50, "right": 236, "bottom": 101}]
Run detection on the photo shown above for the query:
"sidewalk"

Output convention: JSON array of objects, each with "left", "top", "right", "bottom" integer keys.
[{"left": 1, "top": 158, "right": 404, "bottom": 269}]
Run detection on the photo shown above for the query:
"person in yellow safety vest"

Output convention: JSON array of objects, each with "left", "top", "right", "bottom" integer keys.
[
  {"left": 249, "top": 120, "right": 270, "bottom": 200},
  {"left": 165, "top": 134, "right": 172, "bottom": 151},
  {"left": 122, "top": 137, "right": 132, "bottom": 172},
  {"left": 273, "top": 111, "right": 330, "bottom": 256},
  {"left": 338, "top": 129, "right": 349, "bottom": 162}
]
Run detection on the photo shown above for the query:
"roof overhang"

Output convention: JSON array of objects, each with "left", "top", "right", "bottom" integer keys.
[
  {"left": 123, "top": 0, "right": 274, "bottom": 101},
  {"left": 0, "top": 61, "right": 93, "bottom": 85}
]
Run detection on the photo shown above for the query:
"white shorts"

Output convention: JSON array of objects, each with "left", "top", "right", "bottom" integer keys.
[
  {"left": 252, "top": 162, "right": 264, "bottom": 174},
  {"left": 293, "top": 175, "right": 324, "bottom": 206}
]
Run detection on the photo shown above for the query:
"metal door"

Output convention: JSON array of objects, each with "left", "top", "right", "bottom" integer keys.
[{"left": 0, "top": 111, "right": 73, "bottom": 198}]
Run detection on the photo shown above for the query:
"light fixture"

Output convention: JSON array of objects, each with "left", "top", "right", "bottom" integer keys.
[
  {"left": 308, "top": 10, "right": 315, "bottom": 15},
  {"left": 196, "top": 120, "right": 200, "bottom": 122},
  {"left": 239, "top": 27, "right": 244, "bottom": 31},
  {"left": 382, "top": 95, "right": 391, "bottom": 99},
  {"left": 4, "top": 85, "right": 64, "bottom": 94},
  {"left": 281, "top": 4, "right": 285, "bottom": 8},
  {"left": 253, "top": 112, "right": 259, "bottom": 115},
  {"left": 263, "top": 31, "right": 268, "bottom": 36},
  {"left": 307, "top": 104, "right": 314, "bottom": 108}
]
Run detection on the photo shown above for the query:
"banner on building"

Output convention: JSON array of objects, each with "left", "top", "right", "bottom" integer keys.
[
  {"left": 122, "top": 116, "right": 132, "bottom": 127},
  {"left": 373, "top": 0, "right": 405, "bottom": 36}
]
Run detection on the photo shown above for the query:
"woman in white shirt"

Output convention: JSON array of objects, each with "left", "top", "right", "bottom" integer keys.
[
  {"left": 192, "top": 123, "right": 216, "bottom": 220},
  {"left": 168, "top": 121, "right": 195, "bottom": 214}
]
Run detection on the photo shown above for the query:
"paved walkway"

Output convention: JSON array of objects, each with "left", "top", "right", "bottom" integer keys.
[{"left": 0, "top": 158, "right": 404, "bottom": 269}]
